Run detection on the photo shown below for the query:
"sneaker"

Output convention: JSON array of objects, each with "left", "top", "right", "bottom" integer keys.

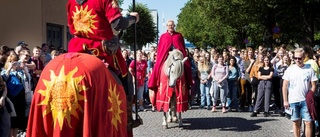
[
  {"left": 139, "top": 106, "right": 144, "bottom": 112},
  {"left": 207, "top": 106, "right": 211, "bottom": 110},
  {"left": 263, "top": 112, "right": 269, "bottom": 117},
  {"left": 199, "top": 105, "right": 204, "bottom": 109},
  {"left": 250, "top": 112, "right": 258, "bottom": 117},
  {"left": 211, "top": 106, "right": 216, "bottom": 112},
  {"left": 222, "top": 107, "right": 226, "bottom": 113},
  {"left": 227, "top": 108, "right": 232, "bottom": 112},
  {"left": 236, "top": 108, "right": 242, "bottom": 112}
]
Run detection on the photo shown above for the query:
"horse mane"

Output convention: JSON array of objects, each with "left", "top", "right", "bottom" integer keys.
[{"left": 163, "top": 49, "right": 184, "bottom": 76}]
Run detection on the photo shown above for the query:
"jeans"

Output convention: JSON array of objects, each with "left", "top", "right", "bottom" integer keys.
[
  {"left": 290, "top": 100, "right": 312, "bottom": 121},
  {"left": 200, "top": 80, "right": 211, "bottom": 106},
  {"left": 227, "top": 80, "right": 239, "bottom": 109}
]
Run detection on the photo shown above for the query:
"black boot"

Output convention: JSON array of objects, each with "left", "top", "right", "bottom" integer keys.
[{"left": 250, "top": 112, "right": 258, "bottom": 117}]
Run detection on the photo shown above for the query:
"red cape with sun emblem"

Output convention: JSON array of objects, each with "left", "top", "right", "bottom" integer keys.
[
  {"left": 26, "top": 53, "right": 127, "bottom": 137},
  {"left": 67, "top": 0, "right": 128, "bottom": 77}
]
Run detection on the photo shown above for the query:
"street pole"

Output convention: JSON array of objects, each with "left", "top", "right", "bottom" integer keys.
[{"left": 132, "top": 0, "right": 138, "bottom": 120}]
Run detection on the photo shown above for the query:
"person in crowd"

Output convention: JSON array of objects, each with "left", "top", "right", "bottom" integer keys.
[
  {"left": 129, "top": 50, "right": 148, "bottom": 112},
  {"left": 31, "top": 47, "right": 45, "bottom": 91},
  {"left": 277, "top": 54, "right": 291, "bottom": 116},
  {"left": 303, "top": 46, "right": 319, "bottom": 78},
  {"left": 188, "top": 49, "right": 199, "bottom": 108},
  {"left": 222, "top": 49, "right": 230, "bottom": 65},
  {"left": 231, "top": 46, "right": 241, "bottom": 65},
  {"left": 0, "top": 71, "right": 10, "bottom": 137},
  {"left": 251, "top": 56, "right": 274, "bottom": 117},
  {"left": 58, "top": 46, "right": 65, "bottom": 54},
  {"left": 211, "top": 55, "right": 229, "bottom": 113},
  {"left": 227, "top": 56, "right": 241, "bottom": 112},
  {"left": 50, "top": 50, "right": 59, "bottom": 59},
  {"left": 288, "top": 50, "right": 295, "bottom": 65},
  {"left": 191, "top": 53, "right": 200, "bottom": 105},
  {"left": 239, "top": 48, "right": 254, "bottom": 111},
  {"left": 271, "top": 48, "right": 285, "bottom": 114},
  {"left": 142, "top": 52, "right": 151, "bottom": 105},
  {"left": 254, "top": 49, "right": 259, "bottom": 58},
  {"left": 41, "top": 43, "right": 52, "bottom": 64},
  {"left": 282, "top": 48, "right": 317, "bottom": 137},
  {"left": 15, "top": 41, "right": 28, "bottom": 55},
  {"left": 148, "top": 20, "right": 192, "bottom": 113},
  {"left": 249, "top": 53, "right": 264, "bottom": 111},
  {"left": 147, "top": 50, "right": 156, "bottom": 111},
  {"left": 198, "top": 55, "right": 212, "bottom": 110},
  {"left": 0, "top": 45, "right": 11, "bottom": 57},
  {"left": 2, "top": 53, "right": 29, "bottom": 137},
  {"left": 210, "top": 48, "right": 218, "bottom": 65}
]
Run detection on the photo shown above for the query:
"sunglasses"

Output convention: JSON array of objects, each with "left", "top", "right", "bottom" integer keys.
[{"left": 293, "top": 57, "right": 303, "bottom": 60}]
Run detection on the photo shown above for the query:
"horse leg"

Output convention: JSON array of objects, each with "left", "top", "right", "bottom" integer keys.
[
  {"left": 162, "top": 112, "right": 168, "bottom": 129},
  {"left": 171, "top": 93, "right": 178, "bottom": 123},
  {"left": 166, "top": 108, "right": 172, "bottom": 123}
]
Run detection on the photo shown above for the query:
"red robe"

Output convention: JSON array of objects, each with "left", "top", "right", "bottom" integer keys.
[
  {"left": 26, "top": 53, "right": 127, "bottom": 137},
  {"left": 67, "top": 0, "right": 127, "bottom": 77},
  {"left": 148, "top": 31, "right": 192, "bottom": 111}
]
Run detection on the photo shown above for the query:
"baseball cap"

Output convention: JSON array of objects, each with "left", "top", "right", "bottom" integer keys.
[{"left": 17, "top": 41, "right": 28, "bottom": 46}]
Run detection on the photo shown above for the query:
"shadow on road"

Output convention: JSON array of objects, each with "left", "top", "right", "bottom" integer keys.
[{"left": 182, "top": 117, "right": 276, "bottom": 132}]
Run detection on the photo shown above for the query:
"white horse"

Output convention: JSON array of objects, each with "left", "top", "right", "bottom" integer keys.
[{"left": 161, "top": 49, "right": 188, "bottom": 129}]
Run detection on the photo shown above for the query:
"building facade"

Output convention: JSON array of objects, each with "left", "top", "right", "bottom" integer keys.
[{"left": 0, "top": 0, "right": 69, "bottom": 50}]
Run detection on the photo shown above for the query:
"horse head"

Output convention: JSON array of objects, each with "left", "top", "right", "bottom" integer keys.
[{"left": 163, "top": 49, "right": 188, "bottom": 88}]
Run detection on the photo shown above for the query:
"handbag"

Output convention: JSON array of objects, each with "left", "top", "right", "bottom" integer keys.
[{"left": 251, "top": 77, "right": 259, "bottom": 86}]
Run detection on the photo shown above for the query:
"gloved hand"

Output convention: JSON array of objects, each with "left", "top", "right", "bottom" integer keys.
[{"left": 102, "top": 35, "right": 122, "bottom": 55}]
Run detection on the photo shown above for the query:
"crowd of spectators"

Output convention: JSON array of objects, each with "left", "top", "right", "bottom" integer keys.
[{"left": 0, "top": 41, "right": 66, "bottom": 137}]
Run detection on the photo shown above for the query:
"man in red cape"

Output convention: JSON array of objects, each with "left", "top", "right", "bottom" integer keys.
[
  {"left": 27, "top": 0, "right": 139, "bottom": 136},
  {"left": 148, "top": 20, "right": 192, "bottom": 112}
]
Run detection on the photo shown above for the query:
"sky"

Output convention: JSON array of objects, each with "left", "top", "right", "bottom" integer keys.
[{"left": 121, "top": 0, "right": 189, "bottom": 33}]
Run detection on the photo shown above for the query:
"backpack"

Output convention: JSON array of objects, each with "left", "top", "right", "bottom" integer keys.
[{"left": 6, "top": 74, "right": 23, "bottom": 96}]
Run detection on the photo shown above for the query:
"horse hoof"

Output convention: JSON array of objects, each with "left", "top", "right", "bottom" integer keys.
[
  {"left": 172, "top": 117, "right": 178, "bottom": 123},
  {"left": 163, "top": 125, "right": 168, "bottom": 129}
]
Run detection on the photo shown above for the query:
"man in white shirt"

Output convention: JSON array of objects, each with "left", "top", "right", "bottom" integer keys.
[{"left": 282, "top": 48, "right": 318, "bottom": 137}]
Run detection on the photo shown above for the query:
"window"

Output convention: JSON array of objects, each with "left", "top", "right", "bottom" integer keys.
[{"left": 47, "top": 23, "right": 63, "bottom": 50}]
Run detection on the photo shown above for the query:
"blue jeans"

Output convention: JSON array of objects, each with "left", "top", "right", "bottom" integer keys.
[
  {"left": 290, "top": 100, "right": 312, "bottom": 121},
  {"left": 200, "top": 80, "right": 211, "bottom": 106},
  {"left": 227, "top": 80, "right": 239, "bottom": 109}
]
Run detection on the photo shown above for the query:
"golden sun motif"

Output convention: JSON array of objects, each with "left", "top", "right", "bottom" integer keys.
[
  {"left": 72, "top": 5, "right": 98, "bottom": 37},
  {"left": 108, "top": 81, "right": 123, "bottom": 131},
  {"left": 38, "top": 66, "right": 87, "bottom": 130}
]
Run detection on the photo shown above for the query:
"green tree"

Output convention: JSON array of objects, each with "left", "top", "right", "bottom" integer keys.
[
  {"left": 117, "top": 0, "right": 124, "bottom": 6},
  {"left": 177, "top": 0, "right": 320, "bottom": 49},
  {"left": 121, "top": 3, "right": 157, "bottom": 50}
]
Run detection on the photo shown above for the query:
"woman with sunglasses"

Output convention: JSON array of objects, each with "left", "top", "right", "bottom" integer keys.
[{"left": 250, "top": 56, "right": 274, "bottom": 117}]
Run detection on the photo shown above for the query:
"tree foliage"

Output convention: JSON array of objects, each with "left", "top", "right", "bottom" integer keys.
[
  {"left": 177, "top": 0, "right": 320, "bottom": 49},
  {"left": 117, "top": 0, "right": 124, "bottom": 7},
  {"left": 121, "top": 3, "right": 157, "bottom": 50}
]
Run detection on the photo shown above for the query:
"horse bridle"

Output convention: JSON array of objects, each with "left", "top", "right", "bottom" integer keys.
[{"left": 168, "top": 56, "right": 183, "bottom": 78}]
